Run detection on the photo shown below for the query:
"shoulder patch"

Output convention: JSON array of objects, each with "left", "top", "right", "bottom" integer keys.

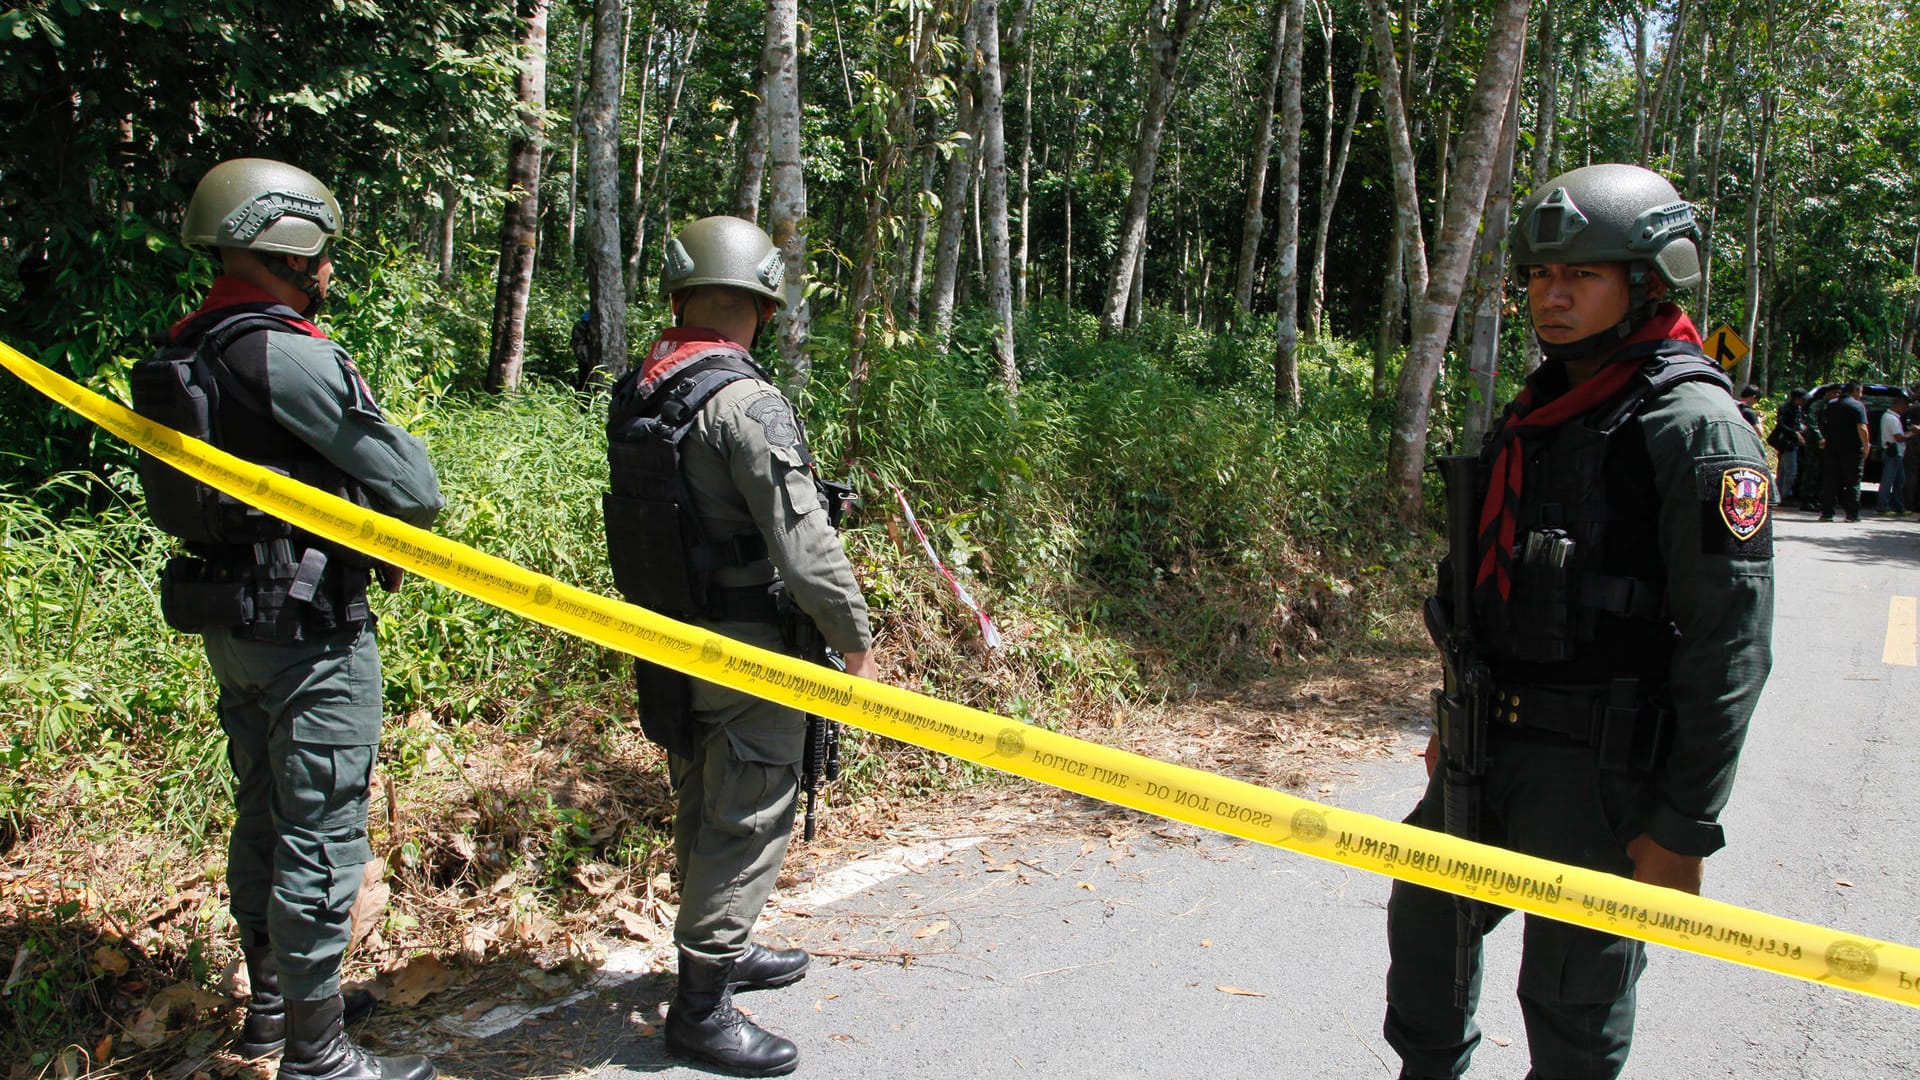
[
  {"left": 1699, "top": 460, "right": 1772, "bottom": 557},
  {"left": 743, "top": 392, "right": 801, "bottom": 448}
]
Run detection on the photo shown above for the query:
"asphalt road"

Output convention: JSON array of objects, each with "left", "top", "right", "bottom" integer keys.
[{"left": 470, "top": 509, "right": 1920, "bottom": 1079}]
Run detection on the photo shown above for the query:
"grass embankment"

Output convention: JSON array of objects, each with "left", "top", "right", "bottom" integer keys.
[{"left": 0, "top": 305, "right": 1436, "bottom": 1076}]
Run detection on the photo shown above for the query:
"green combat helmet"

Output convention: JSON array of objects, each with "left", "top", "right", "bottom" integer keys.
[
  {"left": 183, "top": 158, "right": 341, "bottom": 313},
  {"left": 1510, "top": 163, "right": 1701, "bottom": 359},
  {"left": 660, "top": 216, "right": 785, "bottom": 307},
  {"left": 1510, "top": 163, "right": 1701, "bottom": 290}
]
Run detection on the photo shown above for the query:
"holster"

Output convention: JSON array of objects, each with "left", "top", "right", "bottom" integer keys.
[
  {"left": 633, "top": 657, "right": 698, "bottom": 760},
  {"left": 159, "top": 544, "right": 366, "bottom": 645}
]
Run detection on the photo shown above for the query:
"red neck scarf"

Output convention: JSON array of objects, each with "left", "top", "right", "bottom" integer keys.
[
  {"left": 1474, "top": 303, "right": 1703, "bottom": 602},
  {"left": 637, "top": 326, "right": 752, "bottom": 398},
  {"left": 169, "top": 277, "right": 324, "bottom": 342}
]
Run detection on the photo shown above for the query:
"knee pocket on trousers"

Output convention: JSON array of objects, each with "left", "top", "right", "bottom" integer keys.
[
  {"left": 1519, "top": 920, "right": 1647, "bottom": 1006},
  {"left": 321, "top": 836, "right": 374, "bottom": 914}
]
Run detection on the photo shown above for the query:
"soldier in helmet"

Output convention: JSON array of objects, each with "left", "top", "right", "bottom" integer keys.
[
  {"left": 135, "top": 158, "right": 442, "bottom": 1079},
  {"left": 1384, "top": 164, "right": 1773, "bottom": 1079},
  {"left": 602, "top": 215, "right": 874, "bottom": 1076}
]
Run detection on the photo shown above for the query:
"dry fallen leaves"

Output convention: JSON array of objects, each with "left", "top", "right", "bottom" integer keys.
[
  {"left": 911, "top": 921, "right": 949, "bottom": 940},
  {"left": 614, "top": 907, "right": 666, "bottom": 942},
  {"left": 1215, "top": 985, "right": 1266, "bottom": 998},
  {"left": 380, "top": 955, "right": 454, "bottom": 1008},
  {"left": 348, "top": 857, "right": 390, "bottom": 953},
  {"left": 91, "top": 946, "right": 130, "bottom": 977}
]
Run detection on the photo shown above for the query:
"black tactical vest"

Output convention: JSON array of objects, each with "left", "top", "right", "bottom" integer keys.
[
  {"left": 603, "top": 348, "right": 778, "bottom": 619},
  {"left": 131, "top": 305, "right": 371, "bottom": 642},
  {"left": 1474, "top": 341, "right": 1729, "bottom": 685}
]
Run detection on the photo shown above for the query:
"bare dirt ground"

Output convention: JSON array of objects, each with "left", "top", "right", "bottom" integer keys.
[{"left": 1, "top": 642, "right": 1437, "bottom": 1079}]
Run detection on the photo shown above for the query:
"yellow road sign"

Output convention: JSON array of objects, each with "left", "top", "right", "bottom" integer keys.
[{"left": 1705, "top": 324, "right": 1750, "bottom": 370}]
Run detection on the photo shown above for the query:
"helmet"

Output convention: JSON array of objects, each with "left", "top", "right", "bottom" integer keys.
[
  {"left": 182, "top": 158, "right": 341, "bottom": 257},
  {"left": 1510, "top": 164, "right": 1701, "bottom": 290},
  {"left": 660, "top": 216, "right": 784, "bottom": 307}
]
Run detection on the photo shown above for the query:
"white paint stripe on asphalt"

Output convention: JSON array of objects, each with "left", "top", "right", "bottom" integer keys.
[
  {"left": 1884, "top": 595, "right": 1916, "bottom": 666},
  {"left": 778, "top": 834, "right": 987, "bottom": 911},
  {"left": 429, "top": 835, "right": 985, "bottom": 1044}
]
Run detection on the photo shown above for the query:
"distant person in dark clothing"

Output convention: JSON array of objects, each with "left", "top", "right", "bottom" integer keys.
[
  {"left": 1769, "top": 388, "right": 1809, "bottom": 507},
  {"left": 1819, "top": 381, "right": 1869, "bottom": 522},
  {"left": 571, "top": 309, "right": 596, "bottom": 390},
  {"left": 1737, "top": 384, "right": 1764, "bottom": 438}
]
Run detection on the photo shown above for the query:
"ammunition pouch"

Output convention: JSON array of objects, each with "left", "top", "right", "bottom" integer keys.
[
  {"left": 160, "top": 542, "right": 368, "bottom": 644},
  {"left": 1487, "top": 678, "right": 1670, "bottom": 773}
]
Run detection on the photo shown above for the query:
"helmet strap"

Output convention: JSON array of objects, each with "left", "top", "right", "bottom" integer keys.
[{"left": 263, "top": 254, "right": 325, "bottom": 317}]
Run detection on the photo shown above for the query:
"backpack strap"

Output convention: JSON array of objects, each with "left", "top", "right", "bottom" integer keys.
[
  {"left": 186, "top": 306, "right": 314, "bottom": 420},
  {"left": 1592, "top": 339, "right": 1730, "bottom": 434}
]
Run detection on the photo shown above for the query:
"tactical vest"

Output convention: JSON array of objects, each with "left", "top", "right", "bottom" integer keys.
[
  {"left": 604, "top": 346, "right": 784, "bottom": 621},
  {"left": 1473, "top": 341, "right": 1729, "bottom": 681},
  {"left": 131, "top": 305, "right": 372, "bottom": 643}
]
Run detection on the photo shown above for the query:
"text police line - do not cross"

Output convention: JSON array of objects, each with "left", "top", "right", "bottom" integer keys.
[{"left": 2, "top": 337, "right": 1916, "bottom": 1012}]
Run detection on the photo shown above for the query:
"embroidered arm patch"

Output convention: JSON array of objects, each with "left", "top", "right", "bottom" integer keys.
[
  {"left": 1696, "top": 459, "right": 1772, "bottom": 557},
  {"left": 743, "top": 392, "right": 802, "bottom": 448}
]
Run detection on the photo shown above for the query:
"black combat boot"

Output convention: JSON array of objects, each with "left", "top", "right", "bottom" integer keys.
[
  {"left": 232, "top": 935, "right": 377, "bottom": 1060},
  {"left": 665, "top": 951, "right": 799, "bottom": 1076},
  {"left": 280, "top": 994, "right": 437, "bottom": 1080},
  {"left": 727, "top": 943, "right": 809, "bottom": 993}
]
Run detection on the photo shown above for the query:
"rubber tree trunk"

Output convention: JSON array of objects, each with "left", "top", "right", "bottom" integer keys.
[
  {"left": 1269, "top": 0, "right": 1306, "bottom": 411},
  {"left": 1734, "top": 85, "right": 1774, "bottom": 390},
  {"left": 975, "top": 0, "right": 1018, "bottom": 391},
  {"left": 584, "top": 0, "right": 629, "bottom": 382},
  {"left": 928, "top": 1, "right": 981, "bottom": 349},
  {"left": 764, "top": 0, "right": 811, "bottom": 391},
  {"left": 485, "top": 0, "right": 550, "bottom": 394},
  {"left": 732, "top": 29, "right": 773, "bottom": 224},
  {"left": 844, "top": 6, "right": 942, "bottom": 457},
  {"left": 1308, "top": 38, "right": 1365, "bottom": 340},
  {"left": 1384, "top": 0, "right": 1532, "bottom": 524},
  {"left": 1531, "top": 0, "right": 1557, "bottom": 183},
  {"left": 1231, "top": 0, "right": 1288, "bottom": 320},
  {"left": 566, "top": 15, "right": 588, "bottom": 256},
  {"left": 1098, "top": 0, "right": 1211, "bottom": 337},
  {"left": 1464, "top": 35, "right": 1525, "bottom": 449}
]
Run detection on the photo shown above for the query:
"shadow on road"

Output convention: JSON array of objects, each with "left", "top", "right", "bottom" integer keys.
[{"left": 1773, "top": 509, "right": 1920, "bottom": 566}]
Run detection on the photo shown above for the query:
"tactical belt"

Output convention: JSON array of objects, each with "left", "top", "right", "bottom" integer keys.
[
  {"left": 693, "top": 530, "right": 770, "bottom": 573},
  {"left": 1579, "top": 573, "right": 1666, "bottom": 621},
  {"left": 703, "top": 583, "right": 783, "bottom": 624},
  {"left": 1488, "top": 678, "right": 1668, "bottom": 772}
]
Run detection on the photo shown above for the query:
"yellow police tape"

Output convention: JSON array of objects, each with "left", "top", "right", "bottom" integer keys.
[{"left": 5, "top": 339, "right": 1917, "bottom": 1012}]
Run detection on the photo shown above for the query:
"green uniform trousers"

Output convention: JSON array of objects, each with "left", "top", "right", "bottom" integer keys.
[
  {"left": 1385, "top": 737, "right": 1651, "bottom": 1080},
  {"left": 205, "top": 621, "right": 381, "bottom": 1003},
  {"left": 669, "top": 618, "right": 806, "bottom": 968}
]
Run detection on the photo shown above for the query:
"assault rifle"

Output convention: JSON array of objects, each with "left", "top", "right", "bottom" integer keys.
[
  {"left": 1423, "top": 453, "right": 1494, "bottom": 1010},
  {"left": 779, "top": 590, "right": 846, "bottom": 842},
  {"left": 801, "top": 651, "right": 846, "bottom": 842}
]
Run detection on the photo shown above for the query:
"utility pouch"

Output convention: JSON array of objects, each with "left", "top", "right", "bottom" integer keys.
[
  {"left": 633, "top": 657, "right": 698, "bottom": 759},
  {"left": 1495, "top": 529, "right": 1576, "bottom": 662},
  {"left": 1597, "top": 678, "right": 1670, "bottom": 774},
  {"left": 236, "top": 556, "right": 305, "bottom": 645},
  {"left": 602, "top": 487, "right": 703, "bottom": 616},
  {"left": 158, "top": 557, "right": 251, "bottom": 635}
]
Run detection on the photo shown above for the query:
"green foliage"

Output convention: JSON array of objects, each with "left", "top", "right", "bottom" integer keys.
[{"left": 0, "top": 473, "right": 227, "bottom": 842}]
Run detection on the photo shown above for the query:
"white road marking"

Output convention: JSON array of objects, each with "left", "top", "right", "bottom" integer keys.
[{"left": 429, "top": 834, "right": 986, "bottom": 1044}]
